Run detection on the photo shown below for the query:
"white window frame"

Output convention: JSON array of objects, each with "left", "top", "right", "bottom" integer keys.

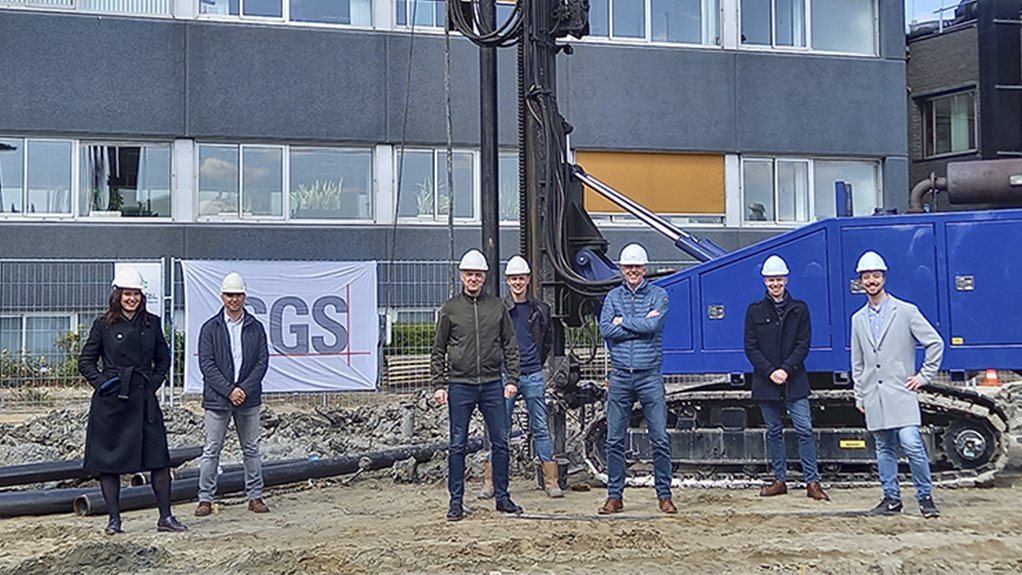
[
  {"left": 195, "top": 143, "right": 286, "bottom": 222},
  {"left": 195, "top": 142, "right": 376, "bottom": 224},
  {"left": 78, "top": 140, "right": 175, "bottom": 221},
  {"left": 392, "top": 0, "right": 445, "bottom": 30},
  {"left": 288, "top": 145, "right": 377, "bottom": 222},
  {"left": 921, "top": 90, "right": 979, "bottom": 160},
  {"left": 394, "top": 147, "right": 479, "bottom": 223},
  {"left": 194, "top": 0, "right": 376, "bottom": 28},
  {"left": 0, "top": 312, "right": 76, "bottom": 362},
  {"left": 0, "top": 136, "right": 76, "bottom": 220},
  {"left": 583, "top": 0, "right": 723, "bottom": 48},
  {"left": 0, "top": 0, "right": 172, "bottom": 17},
  {"left": 738, "top": 0, "right": 878, "bottom": 57},
  {"left": 739, "top": 156, "right": 882, "bottom": 226},
  {"left": 1, "top": 136, "right": 178, "bottom": 222}
]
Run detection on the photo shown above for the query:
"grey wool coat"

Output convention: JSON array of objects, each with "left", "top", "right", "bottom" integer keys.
[{"left": 851, "top": 295, "right": 944, "bottom": 432}]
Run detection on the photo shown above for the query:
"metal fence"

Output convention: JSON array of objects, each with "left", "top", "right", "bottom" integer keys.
[
  {"left": 0, "top": 258, "right": 164, "bottom": 410},
  {"left": 0, "top": 256, "right": 821, "bottom": 412}
]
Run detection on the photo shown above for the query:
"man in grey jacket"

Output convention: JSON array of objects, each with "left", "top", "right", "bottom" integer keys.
[
  {"left": 851, "top": 251, "right": 943, "bottom": 518},
  {"left": 195, "top": 272, "right": 270, "bottom": 517},
  {"left": 432, "top": 249, "right": 523, "bottom": 521}
]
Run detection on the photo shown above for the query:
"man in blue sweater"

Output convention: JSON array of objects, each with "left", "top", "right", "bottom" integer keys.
[{"left": 598, "top": 243, "right": 677, "bottom": 515}]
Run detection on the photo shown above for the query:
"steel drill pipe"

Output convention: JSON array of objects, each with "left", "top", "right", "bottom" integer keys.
[
  {"left": 74, "top": 438, "right": 483, "bottom": 516},
  {"left": 0, "top": 447, "right": 202, "bottom": 488}
]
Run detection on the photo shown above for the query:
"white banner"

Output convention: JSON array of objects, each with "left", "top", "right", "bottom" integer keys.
[
  {"left": 116, "top": 262, "right": 163, "bottom": 317},
  {"left": 181, "top": 260, "right": 379, "bottom": 394}
]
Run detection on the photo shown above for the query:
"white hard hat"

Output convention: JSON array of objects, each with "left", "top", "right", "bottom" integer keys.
[
  {"left": 619, "top": 243, "right": 649, "bottom": 266},
  {"left": 220, "top": 272, "right": 247, "bottom": 294},
  {"left": 458, "top": 249, "right": 489, "bottom": 271},
  {"left": 111, "top": 266, "right": 145, "bottom": 290},
  {"left": 855, "top": 251, "right": 888, "bottom": 273},
  {"left": 761, "top": 255, "right": 790, "bottom": 277},
  {"left": 505, "top": 256, "right": 531, "bottom": 276}
]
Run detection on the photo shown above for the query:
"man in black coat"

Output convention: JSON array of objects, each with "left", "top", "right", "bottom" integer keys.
[
  {"left": 744, "top": 255, "right": 829, "bottom": 501},
  {"left": 195, "top": 272, "right": 270, "bottom": 517}
]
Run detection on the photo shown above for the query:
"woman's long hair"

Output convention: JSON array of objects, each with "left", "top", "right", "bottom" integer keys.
[{"left": 103, "top": 288, "right": 150, "bottom": 326}]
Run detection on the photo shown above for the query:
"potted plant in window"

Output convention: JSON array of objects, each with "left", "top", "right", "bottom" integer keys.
[
  {"left": 415, "top": 176, "right": 434, "bottom": 218},
  {"left": 291, "top": 179, "right": 345, "bottom": 219}
]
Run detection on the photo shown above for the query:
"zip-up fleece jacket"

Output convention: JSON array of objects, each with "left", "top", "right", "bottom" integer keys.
[
  {"left": 431, "top": 291, "right": 520, "bottom": 390},
  {"left": 599, "top": 279, "right": 669, "bottom": 371}
]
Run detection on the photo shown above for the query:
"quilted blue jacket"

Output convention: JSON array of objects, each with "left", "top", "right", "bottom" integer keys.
[{"left": 599, "top": 279, "right": 670, "bottom": 371}]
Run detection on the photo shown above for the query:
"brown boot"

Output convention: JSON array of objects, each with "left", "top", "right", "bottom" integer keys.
[
  {"left": 759, "top": 480, "right": 788, "bottom": 497},
  {"left": 248, "top": 498, "right": 270, "bottom": 513},
  {"left": 194, "top": 501, "right": 212, "bottom": 517},
  {"left": 541, "top": 461, "right": 564, "bottom": 498},
  {"left": 806, "top": 481, "right": 830, "bottom": 501},
  {"left": 477, "top": 461, "right": 494, "bottom": 499},
  {"left": 598, "top": 498, "right": 623, "bottom": 515}
]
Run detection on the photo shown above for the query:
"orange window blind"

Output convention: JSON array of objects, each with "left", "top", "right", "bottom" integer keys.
[{"left": 575, "top": 150, "right": 725, "bottom": 215}]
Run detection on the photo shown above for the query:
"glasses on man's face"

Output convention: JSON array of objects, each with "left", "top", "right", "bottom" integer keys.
[{"left": 223, "top": 293, "right": 245, "bottom": 299}]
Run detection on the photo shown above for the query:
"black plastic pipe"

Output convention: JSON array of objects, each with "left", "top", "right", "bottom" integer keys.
[
  {"left": 0, "top": 446, "right": 202, "bottom": 488},
  {"left": 74, "top": 438, "right": 483, "bottom": 516},
  {"left": 129, "top": 458, "right": 310, "bottom": 486},
  {"left": 0, "top": 487, "right": 96, "bottom": 518}
]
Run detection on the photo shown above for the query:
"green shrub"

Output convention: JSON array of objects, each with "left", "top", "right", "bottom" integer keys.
[{"left": 385, "top": 322, "right": 436, "bottom": 356}]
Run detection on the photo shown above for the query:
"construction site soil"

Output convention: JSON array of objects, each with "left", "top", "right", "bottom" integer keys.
[{"left": 0, "top": 384, "right": 1020, "bottom": 575}]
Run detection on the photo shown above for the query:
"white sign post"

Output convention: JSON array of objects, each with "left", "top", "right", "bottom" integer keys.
[{"left": 180, "top": 261, "right": 379, "bottom": 394}]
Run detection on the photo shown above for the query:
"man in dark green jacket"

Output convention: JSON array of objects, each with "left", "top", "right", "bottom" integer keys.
[{"left": 432, "top": 249, "right": 523, "bottom": 521}]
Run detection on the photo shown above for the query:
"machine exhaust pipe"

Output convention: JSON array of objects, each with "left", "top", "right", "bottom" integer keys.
[{"left": 910, "top": 159, "right": 1022, "bottom": 212}]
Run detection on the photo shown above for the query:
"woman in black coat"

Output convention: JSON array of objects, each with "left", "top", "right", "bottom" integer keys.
[{"left": 79, "top": 267, "right": 187, "bottom": 535}]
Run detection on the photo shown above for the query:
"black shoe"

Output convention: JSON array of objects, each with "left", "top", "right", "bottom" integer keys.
[
  {"left": 919, "top": 496, "right": 941, "bottom": 518},
  {"left": 447, "top": 501, "right": 465, "bottom": 522},
  {"left": 495, "top": 498, "right": 524, "bottom": 515},
  {"left": 869, "top": 497, "right": 903, "bottom": 515},
  {"left": 156, "top": 515, "right": 188, "bottom": 532},
  {"left": 104, "top": 517, "right": 123, "bottom": 535}
]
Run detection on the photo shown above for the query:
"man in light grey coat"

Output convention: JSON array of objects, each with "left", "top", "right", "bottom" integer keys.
[{"left": 851, "top": 251, "right": 944, "bottom": 518}]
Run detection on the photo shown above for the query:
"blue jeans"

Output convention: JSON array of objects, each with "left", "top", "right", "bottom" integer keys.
[
  {"left": 448, "top": 381, "right": 510, "bottom": 504},
  {"left": 874, "top": 426, "right": 933, "bottom": 502},
  {"left": 198, "top": 405, "right": 264, "bottom": 502},
  {"left": 605, "top": 368, "right": 672, "bottom": 500},
  {"left": 759, "top": 397, "right": 820, "bottom": 483},
  {"left": 502, "top": 371, "right": 554, "bottom": 462}
]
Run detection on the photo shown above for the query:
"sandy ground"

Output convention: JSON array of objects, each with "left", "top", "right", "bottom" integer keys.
[{"left": 1, "top": 472, "right": 1021, "bottom": 575}]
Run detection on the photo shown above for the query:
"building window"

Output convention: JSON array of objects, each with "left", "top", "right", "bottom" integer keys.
[
  {"left": 742, "top": 157, "right": 880, "bottom": 224},
  {"left": 499, "top": 152, "right": 519, "bottom": 223},
  {"left": 79, "top": 143, "right": 172, "bottom": 218},
  {"left": 197, "top": 145, "right": 283, "bottom": 219},
  {"left": 1, "top": 0, "right": 171, "bottom": 16},
  {"left": 291, "top": 0, "right": 372, "bottom": 25},
  {"left": 395, "top": 0, "right": 444, "bottom": 27},
  {"left": 196, "top": 0, "right": 372, "bottom": 25},
  {"left": 922, "top": 91, "right": 977, "bottom": 158},
  {"left": 579, "top": 150, "right": 726, "bottom": 222},
  {"left": 396, "top": 149, "right": 475, "bottom": 220},
  {"left": 588, "top": 0, "right": 720, "bottom": 45},
  {"left": 197, "top": 144, "right": 241, "bottom": 217},
  {"left": 741, "top": 0, "right": 875, "bottom": 55},
  {"left": 290, "top": 147, "right": 373, "bottom": 220},
  {"left": 199, "top": 0, "right": 282, "bottom": 17},
  {"left": 0, "top": 138, "right": 73, "bottom": 216},
  {"left": 0, "top": 315, "right": 73, "bottom": 366},
  {"left": 813, "top": 160, "right": 879, "bottom": 218}
]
